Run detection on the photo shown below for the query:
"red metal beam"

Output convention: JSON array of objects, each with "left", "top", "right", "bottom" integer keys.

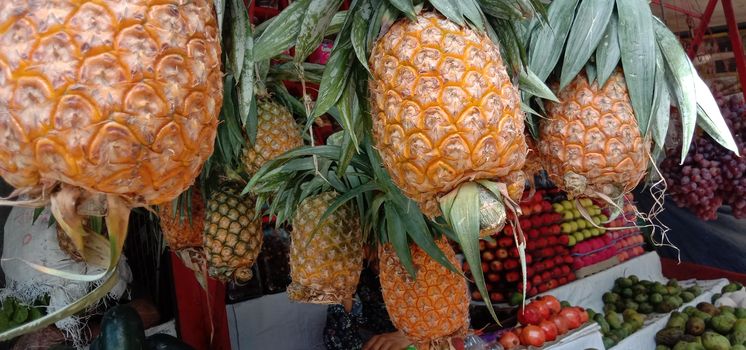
[
  {"left": 687, "top": 0, "right": 720, "bottom": 58},
  {"left": 721, "top": 0, "right": 746, "bottom": 101},
  {"left": 651, "top": 0, "right": 702, "bottom": 18}
]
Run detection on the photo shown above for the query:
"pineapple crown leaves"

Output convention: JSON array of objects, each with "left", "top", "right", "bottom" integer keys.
[
  {"left": 523, "top": 0, "right": 738, "bottom": 164},
  {"left": 244, "top": 132, "right": 461, "bottom": 281}
]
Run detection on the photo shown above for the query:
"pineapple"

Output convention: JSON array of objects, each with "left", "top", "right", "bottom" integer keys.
[
  {"left": 287, "top": 192, "right": 363, "bottom": 304},
  {"left": 368, "top": 11, "right": 527, "bottom": 219},
  {"left": 204, "top": 186, "right": 263, "bottom": 283},
  {"left": 538, "top": 72, "right": 650, "bottom": 199},
  {"left": 241, "top": 100, "right": 303, "bottom": 175},
  {"left": 158, "top": 188, "right": 206, "bottom": 251},
  {"left": 0, "top": 0, "right": 222, "bottom": 205},
  {"left": 378, "top": 238, "right": 469, "bottom": 349}
]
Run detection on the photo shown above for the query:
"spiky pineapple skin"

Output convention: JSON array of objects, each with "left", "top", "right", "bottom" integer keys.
[
  {"left": 378, "top": 238, "right": 469, "bottom": 348},
  {"left": 369, "top": 12, "right": 527, "bottom": 218},
  {"left": 241, "top": 100, "right": 303, "bottom": 175},
  {"left": 204, "top": 187, "right": 263, "bottom": 283},
  {"left": 158, "top": 188, "right": 205, "bottom": 251},
  {"left": 0, "top": 0, "right": 221, "bottom": 205},
  {"left": 538, "top": 72, "right": 650, "bottom": 198},
  {"left": 288, "top": 192, "right": 363, "bottom": 304}
]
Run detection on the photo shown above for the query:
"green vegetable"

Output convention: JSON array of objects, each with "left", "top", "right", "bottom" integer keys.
[
  {"left": 701, "top": 331, "right": 729, "bottom": 350},
  {"left": 12, "top": 306, "right": 29, "bottom": 324},
  {"left": 656, "top": 328, "right": 684, "bottom": 346},
  {"left": 709, "top": 313, "right": 736, "bottom": 334}
]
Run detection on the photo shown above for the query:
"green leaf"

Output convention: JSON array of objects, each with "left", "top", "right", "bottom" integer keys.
[
  {"left": 325, "top": 11, "right": 349, "bottom": 36},
  {"left": 367, "top": 1, "right": 395, "bottom": 51},
  {"left": 694, "top": 74, "right": 739, "bottom": 154},
  {"left": 246, "top": 97, "right": 258, "bottom": 145},
  {"left": 528, "top": 0, "right": 580, "bottom": 81},
  {"left": 295, "top": 0, "right": 345, "bottom": 62},
  {"left": 429, "top": 0, "right": 464, "bottom": 26},
  {"left": 459, "top": 0, "right": 485, "bottom": 30},
  {"left": 229, "top": 0, "right": 250, "bottom": 79},
  {"left": 585, "top": 63, "right": 597, "bottom": 85},
  {"left": 336, "top": 78, "right": 361, "bottom": 150},
  {"left": 352, "top": 0, "right": 374, "bottom": 71},
  {"left": 650, "top": 46, "right": 670, "bottom": 149},
  {"left": 237, "top": 17, "right": 255, "bottom": 129},
  {"left": 441, "top": 183, "right": 497, "bottom": 321},
  {"left": 387, "top": 0, "right": 416, "bottom": 20},
  {"left": 519, "top": 68, "right": 558, "bottom": 102},
  {"left": 560, "top": 0, "right": 615, "bottom": 89},
  {"left": 254, "top": 0, "right": 311, "bottom": 61},
  {"left": 595, "top": 13, "right": 620, "bottom": 87},
  {"left": 479, "top": 0, "right": 522, "bottom": 19},
  {"left": 311, "top": 183, "right": 379, "bottom": 236},
  {"left": 311, "top": 40, "right": 354, "bottom": 119},
  {"left": 654, "top": 18, "right": 696, "bottom": 163},
  {"left": 617, "top": 0, "right": 655, "bottom": 137},
  {"left": 384, "top": 203, "right": 416, "bottom": 277},
  {"left": 214, "top": 0, "right": 226, "bottom": 35}
]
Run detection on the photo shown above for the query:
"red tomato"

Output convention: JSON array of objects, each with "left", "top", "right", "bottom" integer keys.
[
  {"left": 577, "top": 307, "right": 589, "bottom": 323},
  {"left": 550, "top": 314, "right": 569, "bottom": 334},
  {"left": 499, "top": 331, "right": 520, "bottom": 350},
  {"left": 539, "top": 319, "right": 559, "bottom": 341},
  {"left": 538, "top": 295, "right": 562, "bottom": 315},
  {"left": 520, "top": 325, "right": 546, "bottom": 347},
  {"left": 517, "top": 303, "right": 544, "bottom": 325},
  {"left": 533, "top": 302, "right": 551, "bottom": 320},
  {"left": 559, "top": 307, "right": 582, "bottom": 329}
]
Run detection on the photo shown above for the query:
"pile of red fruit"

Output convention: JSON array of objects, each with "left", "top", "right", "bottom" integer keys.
[
  {"left": 570, "top": 234, "right": 616, "bottom": 270},
  {"left": 498, "top": 296, "right": 590, "bottom": 349},
  {"left": 467, "top": 190, "right": 575, "bottom": 303},
  {"left": 606, "top": 203, "right": 646, "bottom": 262},
  {"left": 661, "top": 89, "right": 746, "bottom": 220}
]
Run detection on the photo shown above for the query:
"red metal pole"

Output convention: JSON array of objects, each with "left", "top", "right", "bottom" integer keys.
[
  {"left": 687, "top": 0, "right": 720, "bottom": 58},
  {"left": 651, "top": 0, "right": 702, "bottom": 18},
  {"left": 721, "top": 0, "right": 746, "bottom": 101}
]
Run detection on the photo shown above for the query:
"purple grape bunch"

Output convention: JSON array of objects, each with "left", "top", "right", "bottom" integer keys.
[{"left": 662, "top": 89, "right": 746, "bottom": 220}]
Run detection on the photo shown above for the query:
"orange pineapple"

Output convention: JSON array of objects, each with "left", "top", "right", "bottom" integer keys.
[{"left": 378, "top": 238, "right": 469, "bottom": 349}]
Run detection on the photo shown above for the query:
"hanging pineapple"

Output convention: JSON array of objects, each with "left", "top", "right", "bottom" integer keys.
[
  {"left": 526, "top": 0, "right": 737, "bottom": 206},
  {"left": 241, "top": 100, "right": 304, "bottom": 176},
  {"left": 0, "top": 0, "right": 221, "bottom": 259},
  {"left": 287, "top": 192, "right": 363, "bottom": 304},
  {"left": 203, "top": 185, "right": 263, "bottom": 283},
  {"left": 378, "top": 238, "right": 469, "bottom": 349},
  {"left": 158, "top": 188, "right": 206, "bottom": 252}
]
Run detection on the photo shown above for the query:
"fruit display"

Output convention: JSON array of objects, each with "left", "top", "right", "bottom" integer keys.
[
  {"left": 157, "top": 188, "right": 205, "bottom": 252},
  {"left": 468, "top": 190, "right": 574, "bottom": 303},
  {"left": 603, "top": 277, "right": 702, "bottom": 315},
  {"left": 654, "top": 301, "right": 746, "bottom": 350},
  {"left": 661, "top": 88, "right": 746, "bottom": 220},
  {"left": 606, "top": 203, "right": 646, "bottom": 263},
  {"left": 554, "top": 198, "right": 607, "bottom": 247},
  {"left": 592, "top": 306, "right": 646, "bottom": 348},
  {"left": 379, "top": 238, "right": 470, "bottom": 349},
  {"left": 527, "top": 0, "right": 735, "bottom": 214},
  {"left": 498, "top": 296, "right": 590, "bottom": 349},
  {"left": 715, "top": 282, "right": 746, "bottom": 308}
]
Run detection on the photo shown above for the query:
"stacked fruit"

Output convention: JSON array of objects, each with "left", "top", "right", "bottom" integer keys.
[
  {"left": 661, "top": 89, "right": 746, "bottom": 220},
  {"left": 591, "top": 306, "right": 646, "bottom": 348},
  {"left": 554, "top": 199, "right": 608, "bottom": 247},
  {"left": 603, "top": 277, "right": 701, "bottom": 315},
  {"left": 469, "top": 190, "right": 575, "bottom": 303},
  {"left": 654, "top": 301, "right": 746, "bottom": 350},
  {"left": 498, "top": 296, "right": 590, "bottom": 349},
  {"left": 606, "top": 201, "right": 646, "bottom": 262}
]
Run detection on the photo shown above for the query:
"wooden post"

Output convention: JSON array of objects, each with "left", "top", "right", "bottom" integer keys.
[
  {"left": 687, "top": 0, "right": 720, "bottom": 58},
  {"left": 721, "top": 0, "right": 746, "bottom": 100}
]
